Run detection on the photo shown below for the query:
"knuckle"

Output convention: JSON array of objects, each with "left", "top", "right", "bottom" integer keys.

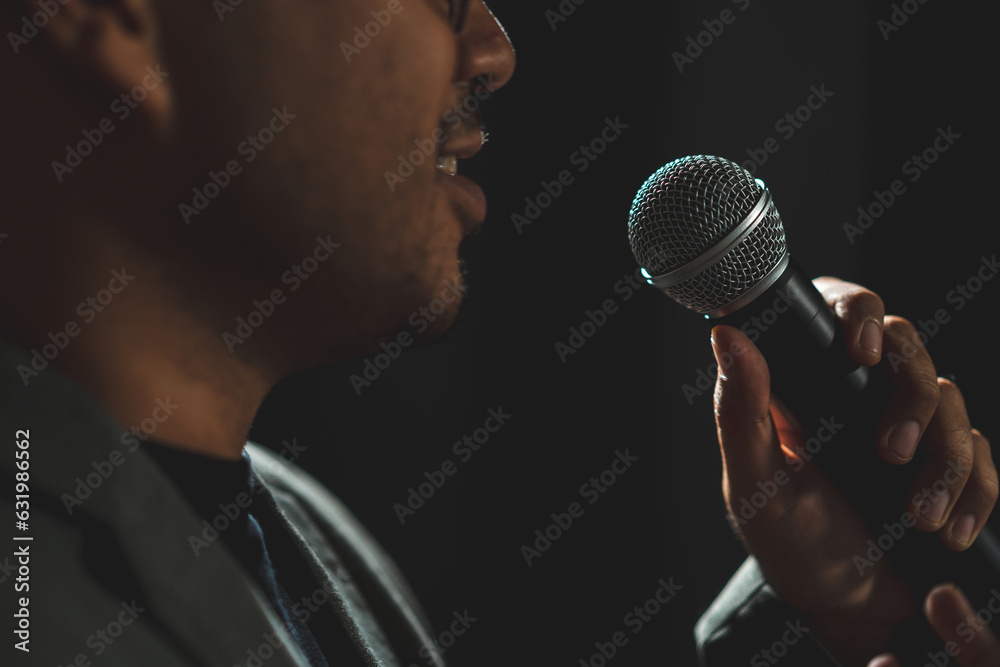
[
  {"left": 833, "top": 289, "right": 884, "bottom": 323},
  {"left": 883, "top": 317, "right": 928, "bottom": 359},
  {"left": 855, "top": 290, "right": 885, "bottom": 319},
  {"left": 945, "top": 449, "right": 975, "bottom": 485},
  {"left": 909, "top": 377, "right": 941, "bottom": 413},
  {"left": 942, "top": 424, "right": 975, "bottom": 457}
]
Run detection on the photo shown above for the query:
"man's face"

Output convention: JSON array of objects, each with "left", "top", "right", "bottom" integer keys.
[{"left": 149, "top": 0, "right": 515, "bottom": 367}]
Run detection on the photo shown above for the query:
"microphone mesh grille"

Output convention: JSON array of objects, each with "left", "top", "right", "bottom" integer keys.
[{"left": 628, "top": 155, "right": 788, "bottom": 314}]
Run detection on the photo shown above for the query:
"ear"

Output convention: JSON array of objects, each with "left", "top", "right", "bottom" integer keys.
[{"left": 19, "top": 0, "right": 172, "bottom": 131}]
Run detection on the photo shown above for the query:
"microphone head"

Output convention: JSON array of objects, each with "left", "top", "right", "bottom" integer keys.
[{"left": 628, "top": 155, "right": 789, "bottom": 316}]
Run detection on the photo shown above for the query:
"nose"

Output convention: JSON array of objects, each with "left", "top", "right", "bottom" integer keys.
[{"left": 455, "top": 2, "right": 516, "bottom": 93}]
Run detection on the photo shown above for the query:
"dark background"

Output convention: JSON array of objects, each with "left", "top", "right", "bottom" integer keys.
[{"left": 251, "top": 1, "right": 996, "bottom": 664}]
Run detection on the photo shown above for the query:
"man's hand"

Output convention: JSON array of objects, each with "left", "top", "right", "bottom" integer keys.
[
  {"left": 712, "top": 277, "right": 997, "bottom": 663},
  {"left": 868, "top": 584, "right": 1000, "bottom": 667}
]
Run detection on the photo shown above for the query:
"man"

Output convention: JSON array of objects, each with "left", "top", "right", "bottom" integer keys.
[
  {"left": 2, "top": 1, "right": 515, "bottom": 664},
  {"left": 0, "top": 1, "right": 995, "bottom": 665}
]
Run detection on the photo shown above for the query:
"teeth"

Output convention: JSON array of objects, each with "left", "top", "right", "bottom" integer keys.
[{"left": 436, "top": 155, "right": 457, "bottom": 176}]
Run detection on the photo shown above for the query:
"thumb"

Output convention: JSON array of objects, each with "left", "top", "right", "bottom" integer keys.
[{"left": 711, "top": 325, "right": 785, "bottom": 493}]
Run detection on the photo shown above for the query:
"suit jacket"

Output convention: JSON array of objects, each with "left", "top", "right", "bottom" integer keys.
[
  {"left": 0, "top": 334, "right": 444, "bottom": 666},
  {"left": 695, "top": 558, "right": 841, "bottom": 666}
]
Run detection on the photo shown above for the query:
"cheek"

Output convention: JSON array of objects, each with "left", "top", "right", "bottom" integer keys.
[{"left": 336, "top": 167, "right": 464, "bottom": 290}]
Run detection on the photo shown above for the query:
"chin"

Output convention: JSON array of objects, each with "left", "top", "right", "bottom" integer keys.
[{"left": 410, "top": 276, "right": 466, "bottom": 340}]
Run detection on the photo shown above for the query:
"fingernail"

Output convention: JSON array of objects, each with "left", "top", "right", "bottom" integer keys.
[
  {"left": 861, "top": 319, "right": 882, "bottom": 355},
  {"left": 924, "top": 489, "right": 950, "bottom": 524},
  {"left": 952, "top": 513, "right": 976, "bottom": 544},
  {"left": 888, "top": 420, "right": 920, "bottom": 460}
]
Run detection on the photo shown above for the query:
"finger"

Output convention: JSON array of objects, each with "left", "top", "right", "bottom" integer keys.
[
  {"left": 814, "top": 276, "right": 886, "bottom": 366},
  {"left": 867, "top": 656, "right": 899, "bottom": 667},
  {"left": 940, "top": 428, "right": 998, "bottom": 550},
  {"left": 877, "top": 316, "right": 940, "bottom": 464},
  {"left": 907, "top": 379, "right": 975, "bottom": 535},
  {"left": 769, "top": 395, "right": 806, "bottom": 459},
  {"left": 710, "top": 325, "right": 789, "bottom": 513},
  {"left": 925, "top": 584, "right": 1000, "bottom": 666}
]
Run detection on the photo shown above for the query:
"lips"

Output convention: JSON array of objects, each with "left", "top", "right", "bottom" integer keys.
[
  {"left": 442, "top": 172, "right": 487, "bottom": 234},
  {"left": 438, "top": 127, "right": 485, "bottom": 166},
  {"left": 437, "top": 128, "right": 487, "bottom": 232}
]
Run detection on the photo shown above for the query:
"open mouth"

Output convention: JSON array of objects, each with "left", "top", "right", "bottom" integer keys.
[
  {"left": 436, "top": 127, "right": 486, "bottom": 177},
  {"left": 435, "top": 130, "right": 488, "bottom": 231}
]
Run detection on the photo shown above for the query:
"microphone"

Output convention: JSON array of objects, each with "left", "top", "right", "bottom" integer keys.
[
  {"left": 627, "top": 155, "right": 1000, "bottom": 655},
  {"left": 629, "top": 154, "right": 871, "bottom": 391}
]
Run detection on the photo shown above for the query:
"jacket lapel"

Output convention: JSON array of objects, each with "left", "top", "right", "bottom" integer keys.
[{"left": 0, "top": 336, "right": 310, "bottom": 667}]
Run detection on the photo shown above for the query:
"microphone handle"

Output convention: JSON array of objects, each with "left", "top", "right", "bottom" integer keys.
[{"left": 716, "top": 256, "right": 1000, "bottom": 659}]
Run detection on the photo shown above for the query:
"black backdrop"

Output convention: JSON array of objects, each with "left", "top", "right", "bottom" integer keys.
[{"left": 250, "top": 1, "right": 996, "bottom": 664}]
